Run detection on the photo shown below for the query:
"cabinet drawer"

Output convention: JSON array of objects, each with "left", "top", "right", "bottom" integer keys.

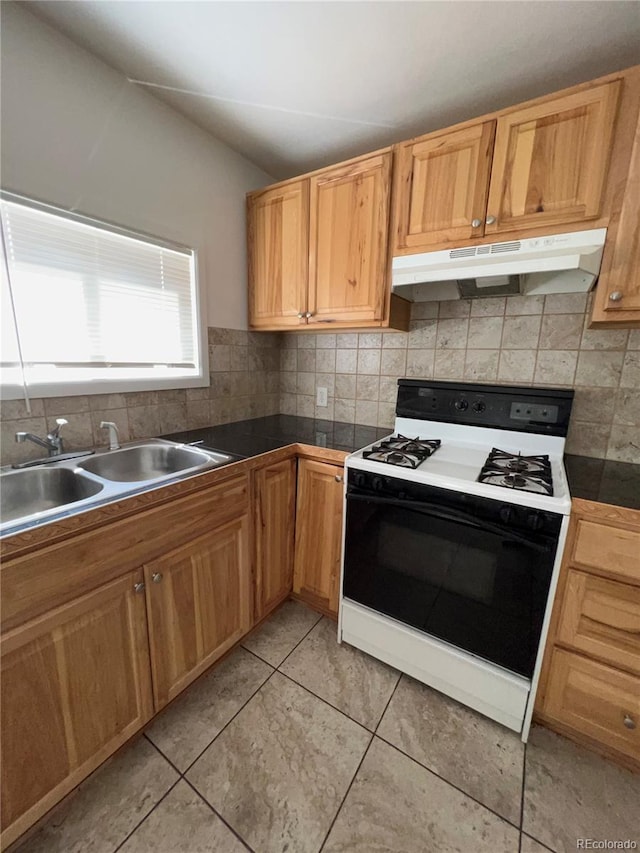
[
  {"left": 557, "top": 570, "right": 640, "bottom": 674},
  {"left": 572, "top": 520, "right": 640, "bottom": 584},
  {"left": 545, "top": 648, "right": 639, "bottom": 760}
]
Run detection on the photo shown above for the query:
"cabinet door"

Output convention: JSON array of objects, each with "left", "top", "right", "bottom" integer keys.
[
  {"left": 591, "top": 108, "right": 640, "bottom": 323},
  {"left": 308, "top": 153, "right": 392, "bottom": 325},
  {"left": 247, "top": 180, "right": 309, "bottom": 328},
  {"left": 394, "top": 121, "right": 495, "bottom": 250},
  {"left": 144, "top": 515, "right": 251, "bottom": 709},
  {"left": 293, "top": 459, "right": 344, "bottom": 617},
  {"left": 1, "top": 571, "right": 152, "bottom": 849},
  {"left": 486, "top": 81, "right": 620, "bottom": 234},
  {"left": 544, "top": 648, "right": 639, "bottom": 762},
  {"left": 255, "top": 458, "right": 296, "bottom": 620}
]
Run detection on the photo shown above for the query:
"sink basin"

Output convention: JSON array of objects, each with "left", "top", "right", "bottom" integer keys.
[
  {"left": 0, "top": 467, "right": 104, "bottom": 523},
  {"left": 77, "top": 443, "right": 231, "bottom": 482}
]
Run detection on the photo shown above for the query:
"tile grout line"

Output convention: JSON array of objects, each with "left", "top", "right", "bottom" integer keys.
[
  {"left": 273, "top": 610, "right": 324, "bottom": 671},
  {"left": 317, "top": 733, "right": 375, "bottom": 853},
  {"left": 519, "top": 741, "right": 527, "bottom": 853},
  {"left": 181, "top": 776, "right": 256, "bottom": 853},
  {"left": 373, "top": 671, "right": 402, "bottom": 734},
  {"left": 276, "top": 669, "right": 377, "bottom": 735},
  {"left": 111, "top": 775, "right": 182, "bottom": 853},
  {"left": 375, "top": 734, "right": 524, "bottom": 833},
  {"left": 180, "top": 668, "right": 279, "bottom": 777}
]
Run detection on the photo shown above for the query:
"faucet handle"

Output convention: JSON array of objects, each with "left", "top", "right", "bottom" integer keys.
[{"left": 48, "top": 418, "right": 68, "bottom": 439}]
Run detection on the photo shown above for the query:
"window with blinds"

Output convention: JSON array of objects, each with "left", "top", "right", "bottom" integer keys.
[{"left": 0, "top": 194, "right": 204, "bottom": 396}]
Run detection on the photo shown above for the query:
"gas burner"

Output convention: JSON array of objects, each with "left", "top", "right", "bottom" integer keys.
[
  {"left": 363, "top": 434, "right": 441, "bottom": 469},
  {"left": 478, "top": 448, "right": 554, "bottom": 496}
]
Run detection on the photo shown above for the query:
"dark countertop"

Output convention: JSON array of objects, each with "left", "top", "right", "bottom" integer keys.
[
  {"left": 165, "top": 416, "right": 640, "bottom": 512},
  {"left": 564, "top": 454, "right": 640, "bottom": 512},
  {"left": 162, "top": 414, "right": 390, "bottom": 459}
]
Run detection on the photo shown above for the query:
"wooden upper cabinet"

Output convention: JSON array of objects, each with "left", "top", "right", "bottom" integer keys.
[
  {"left": 254, "top": 458, "right": 296, "bottom": 619},
  {"left": 591, "top": 106, "right": 640, "bottom": 325},
  {"left": 293, "top": 459, "right": 344, "bottom": 618},
  {"left": 485, "top": 81, "right": 621, "bottom": 234},
  {"left": 144, "top": 515, "right": 251, "bottom": 709},
  {"left": 308, "top": 152, "right": 392, "bottom": 325},
  {"left": 247, "top": 180, "right": 309, "bottom": 328},
  {"left": 1, "top": 571, "right": 152, "bottom": 849},
  {"left": 394, "top": 121, "right": 496, "bottom": 250}
]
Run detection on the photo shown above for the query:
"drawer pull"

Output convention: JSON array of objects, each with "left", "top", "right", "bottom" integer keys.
[{"left": 623, "top": 714, "right": 636, "bottom": 730}]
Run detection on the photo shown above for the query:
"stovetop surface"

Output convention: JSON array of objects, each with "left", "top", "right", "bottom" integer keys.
[{"left": 347, "top": 424, "right": 571, "bottom": 514}]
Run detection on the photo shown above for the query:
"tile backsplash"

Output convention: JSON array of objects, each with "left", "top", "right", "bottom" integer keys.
[
  {"left": 0, "top": 328, "right": 280, "bottom": 466},
  {"left": 1, "top": 300, "right": 638, "bottom": 467},
  {"left": 279, "top": 293, "right": 640, "bottom": 463}
]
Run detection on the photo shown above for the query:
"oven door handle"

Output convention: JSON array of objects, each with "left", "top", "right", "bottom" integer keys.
[{"left": 347, "top": 492, "right": 552, "bottom": 551}]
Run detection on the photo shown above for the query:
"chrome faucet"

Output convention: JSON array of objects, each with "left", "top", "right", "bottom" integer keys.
[
  {"left": 15, "top": 418, "right": 68, "bottom": 457},
  {"left": 100, "top": 421, "right": 120, "bottom": 451}
]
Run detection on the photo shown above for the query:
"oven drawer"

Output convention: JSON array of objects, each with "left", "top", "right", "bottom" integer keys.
[
  {"left": 544, "top": 648, "right": 640, "bottom": 760},
  {"left": 340, "top": 599, "right": 530, "bottom": 733},
  {"left": 571, "top": 520, "right": 640, "bottom": 584},
  {"left": 556, "top": 570, "right": 640, "bottom": 675}
]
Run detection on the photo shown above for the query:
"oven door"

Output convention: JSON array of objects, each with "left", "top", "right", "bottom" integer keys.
[{"left": 343, "top": 476, "right": 562, "bottom": 678}]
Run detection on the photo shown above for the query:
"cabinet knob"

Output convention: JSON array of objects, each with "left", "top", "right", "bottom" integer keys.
[
  {"left": 335, "top": 474, "right": 343, "bottom": 482},
  {"left": 152, "top": 572, "right": 163, "bottom": 584},
  {"left": 305, "top": 312, "right": 313, "bottom": 319},
  {"left": 609, "top": 291, "right": 623, "bottom": 302},
  {"left": 471, "top": 218, "right": 482, "bottom": 228},
  {"left": 134, "top": 582, "right": 145, "bottom": 593},
  {"left": 623, "top": 714, "right": 636, "bottom": 730},
  {"left": 297, "top": 312, "right": 304, "bottom": 319},
  {"left": 485, "top": 215, "right": 496, "bottom": 225}
]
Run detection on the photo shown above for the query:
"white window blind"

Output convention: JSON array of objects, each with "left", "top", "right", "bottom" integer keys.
[{"left": 0, "top": 195, "right": 203, "bottom": 396}]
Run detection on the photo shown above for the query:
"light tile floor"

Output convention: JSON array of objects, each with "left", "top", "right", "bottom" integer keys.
[{"left": 16, "top": 600, "right": 640, "bottom": 853}]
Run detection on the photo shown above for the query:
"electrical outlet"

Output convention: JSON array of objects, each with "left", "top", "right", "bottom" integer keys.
[{"left": 316, "top": 386, "right": 328, "bottom": 407}]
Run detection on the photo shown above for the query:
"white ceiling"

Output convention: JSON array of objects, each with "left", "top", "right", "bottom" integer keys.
[{"left": 28, "top": 1, "right": 640, "bottom": 180}]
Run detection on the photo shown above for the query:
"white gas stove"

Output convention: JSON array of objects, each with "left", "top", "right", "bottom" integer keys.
[{"left": 339, "top": 379, "right": 575, "bottom": 741}]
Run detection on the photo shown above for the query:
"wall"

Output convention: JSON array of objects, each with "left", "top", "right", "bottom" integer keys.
[
  {"left": 0, "top": 2, "right": 272, "bottom": 331},
  {"left": 0, "top": 329, "right": 280, "bottom": 465},
  {"left": 0, "top": 4, "right": 277, "bottom": 462},
  {"left": 279, "top": 293, "right": 640, "bottom": 463}
]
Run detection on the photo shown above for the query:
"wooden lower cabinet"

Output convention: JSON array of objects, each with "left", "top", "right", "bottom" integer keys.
[
  {"left": 0, "top": 570, "right": 153, "bottom": 849},
  {"left": 536, "top": 499, "right": 640, "bottom": 769},
  {"left": 293, "top": 459, "right": 344, "bottom": 618},
  {"left": 254, "top": 458, "right": 296, "bottom": 619},
  {"left": 144, "top": 514, "right": 252, "bottom": 709}
]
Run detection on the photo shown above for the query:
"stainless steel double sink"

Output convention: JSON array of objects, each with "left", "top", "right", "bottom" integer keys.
[{"left": 0, "top": 440, "right": 235, "bottom": 535}]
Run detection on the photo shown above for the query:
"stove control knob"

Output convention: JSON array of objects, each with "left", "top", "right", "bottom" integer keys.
[
  {"left": 454, "top": 399, "right": 469, "bottom": 412},
  {"left": 500, "top": 505, "right": 515, "bottom": 524},
  {"left": 527, "top": 513, "right": 545, "bottom": 532},
  {"left": 472, "top": 401, "right": 486, "bottom": 414},
  {"left": 353, "top": 471, "right": 367, "bottom": 489},
  {"left": 371, "top": 476, "right": 386, "bottom": 492}
]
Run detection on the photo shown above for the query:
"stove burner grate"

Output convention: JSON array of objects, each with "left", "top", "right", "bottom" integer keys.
[
  {"left": 363, "top": 434, "right": 441, "bottom": 469},
  {"left": 478, "top": 448, "right": 553, "bottom": 496}
]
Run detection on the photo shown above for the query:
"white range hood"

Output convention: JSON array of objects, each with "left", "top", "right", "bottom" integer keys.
[{"left": 392, "top": 228, "right": 607, "bottom": 302}]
